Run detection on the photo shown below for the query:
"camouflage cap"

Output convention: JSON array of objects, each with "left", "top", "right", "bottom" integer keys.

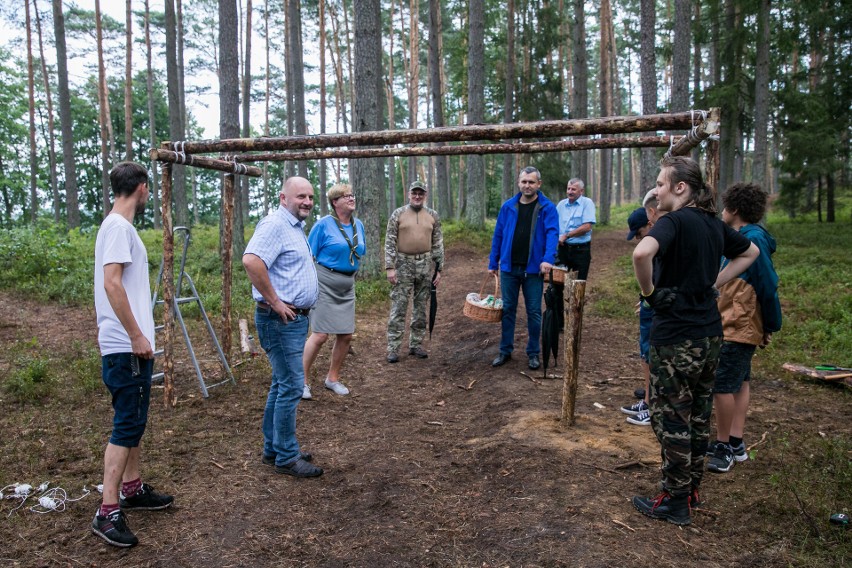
[{"left": 408, "top": 180, "right": 428, "bottom": 192}]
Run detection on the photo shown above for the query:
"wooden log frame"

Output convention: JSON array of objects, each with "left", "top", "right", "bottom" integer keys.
[
  {"left": 153, "top": 109, "right": 721, "bottom": 405},
  {"left": 561, "top": 279, "right": 587, "bottom": 426},
  {"left": 221, "top": 174, "right": 235, "bottom": 366},
  {"left": 166, "top": 111, "right": 709, "bottom": 154},
  {"left": 230, "top": 135, "right": 683, "bottom": 163}
]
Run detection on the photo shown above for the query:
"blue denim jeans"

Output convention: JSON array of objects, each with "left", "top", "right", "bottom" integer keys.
[
  {"left": 255, "top": 308, "right": 309, "bottom": 466},
  {"left": 499, "top": 265, "right": 543, "bottom": 356}
]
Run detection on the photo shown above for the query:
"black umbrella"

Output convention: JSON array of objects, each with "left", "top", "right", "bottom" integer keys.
[
  {"left": 429, "top": 266, "right": 438, "bottom": 339},
  {"left": 541, "top": 271, "right": 560, "bottom": 375}
]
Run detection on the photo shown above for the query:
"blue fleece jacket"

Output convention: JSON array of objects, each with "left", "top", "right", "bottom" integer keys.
[{"left": 489, "top": 191, "right": 559, "bottom": 274}]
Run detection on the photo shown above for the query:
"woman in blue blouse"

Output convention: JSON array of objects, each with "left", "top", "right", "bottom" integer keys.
[{"left": 302, "top": 183, "right": 366, "bottom": 398}]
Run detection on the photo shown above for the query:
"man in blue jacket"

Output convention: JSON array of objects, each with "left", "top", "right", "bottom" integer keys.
[{"left": 489, "top": 166, "right": 559, "bottom": 370}]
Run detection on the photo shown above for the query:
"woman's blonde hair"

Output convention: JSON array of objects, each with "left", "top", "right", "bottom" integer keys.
[{"left": 327, "top": 183, "right": 353, "bottom": 208}]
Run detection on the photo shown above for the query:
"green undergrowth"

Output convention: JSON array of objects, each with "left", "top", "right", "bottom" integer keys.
[{"left": 2, "top": 338, "right": 103, "bottom": 404}]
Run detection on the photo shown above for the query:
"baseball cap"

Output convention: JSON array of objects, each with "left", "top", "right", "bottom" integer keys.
[
  {"left": 409, "top": 180, "right": 428, "bottom": 193},
  {"left": 626, "top": 207, "right": 649, "bottom": 241}
]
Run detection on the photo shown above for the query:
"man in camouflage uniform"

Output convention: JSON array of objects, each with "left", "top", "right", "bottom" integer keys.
[{"left": 385, "top": 180, "right": 444, "bottom": 363}]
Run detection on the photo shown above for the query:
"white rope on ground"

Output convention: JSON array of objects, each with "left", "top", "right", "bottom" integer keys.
[{"left": 2, "top": 481, "right": 92, "bottom": 516}]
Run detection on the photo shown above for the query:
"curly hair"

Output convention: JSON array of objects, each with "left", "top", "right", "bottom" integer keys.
[
  {"left": 659, "top": 155, "right": 717, "bottom": 214},
  {"left": 722, "top": 182, "right": 768, "bottom": 224}
]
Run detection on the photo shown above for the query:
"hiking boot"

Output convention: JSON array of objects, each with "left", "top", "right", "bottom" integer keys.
[
  {"left": 707, "top": 442, "right": 735, "bottom": 473},
  {"left": 621, "top": 400, "right": 648, "bottom": 416},
  {"left": 730, "top": 440, "right": 748, "bottom": 462},
  {"left": 409, "top": 346, "right": 429, "bottom": 359},
  {"left": 632, "top": 491, "right": 691, "bottom": 525},
  {"left": 275, "top": 458, "right": 323, "bottom": 478},
  {"left": 528, "top": 354, "right": 541, "bottom": 370},
  {"left": 626, "top": 409, "right": 651, "bottom": 426},
  {"left": 91, "top": 509, "right": 138, "bottom": 547},
  {"left": 302, "top": 383, "right": 313, "bottom": 400},
  {"left": 119, "top": 483, "right": 174, "bottom": 511},
  {"left": 387, "top": 351, "right": 399, "bottom": 363},
  {"left": 324, "top": 378, "right": 350, "bottom": 396}
]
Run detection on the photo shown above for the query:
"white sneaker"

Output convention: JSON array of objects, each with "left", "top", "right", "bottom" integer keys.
[
  {"left": 302, "top": 384, "right": 313, "bottom": 400},
  {"left": 324, "top": 378, "right": 350, "bottom": 396}
]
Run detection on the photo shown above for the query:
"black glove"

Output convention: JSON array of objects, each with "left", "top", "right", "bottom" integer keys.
[{"left": 640, "top": 287, "right": 677, "bottom": 311}]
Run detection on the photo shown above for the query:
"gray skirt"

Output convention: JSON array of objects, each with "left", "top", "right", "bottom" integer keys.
[{"left": 310, "top": 263, "right": 357, "bottom": 334}]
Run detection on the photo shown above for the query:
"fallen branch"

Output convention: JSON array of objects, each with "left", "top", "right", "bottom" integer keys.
[
  {"left": 456, "top": 379, "right": 479, "bottom": 391},
  {"left": 613, "top": 460, "right": 657, "bottom": 470},
  {"left": 746, "top": 431, "right": 769, "bottom": 452},
  {"left": 211, "top": 460, "right": 226, "bottom": 470},
  {"left": 425, "top": 421, "right": 444, "bottom": 426},
  {"left": 579, "top": 461, "right": 621, "bottom": 475},
  {"left": 519, "top": 371, "right": 542, "bottom": 384},
  {"left": 611, "top": 519, "right": 636, "bottom": 532}
]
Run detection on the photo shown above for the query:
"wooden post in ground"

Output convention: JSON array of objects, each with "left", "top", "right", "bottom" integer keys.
[
  {"left": 561, "top": 278, "right": 587, "bottom": 426},
  {"left": 221, "top": 173, "right": 235, "bottom": 365},
  {"left": 161, "top": 163, "right": 177, "bottom": 407}
]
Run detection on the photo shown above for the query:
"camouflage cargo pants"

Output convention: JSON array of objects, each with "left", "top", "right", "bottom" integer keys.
[
  {"left": 387, "top": 255, "right": 432, "bottom": 353},
  {"left": 648, "top": 336, "right": 722, "bottom": 497}
]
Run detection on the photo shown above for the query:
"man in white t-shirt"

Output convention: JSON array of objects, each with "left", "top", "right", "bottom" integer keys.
[{"left": 91, "top": 162, "right": 173, "bottom": 548}]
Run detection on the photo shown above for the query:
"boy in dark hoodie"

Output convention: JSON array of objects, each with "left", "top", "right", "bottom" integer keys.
[{"left": 707, "top": 183, "right": 782, "bottom": 473}]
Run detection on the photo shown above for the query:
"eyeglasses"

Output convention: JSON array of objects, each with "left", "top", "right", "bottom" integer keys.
[{"left": 337, "top": 194, "right": 356, "bottom": 201}]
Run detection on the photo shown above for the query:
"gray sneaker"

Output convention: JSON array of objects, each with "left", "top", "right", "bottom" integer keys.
[
  {"left": 302, "top": 383, "right": 313, "bottom": 400},
  {"left": 324, "top": 378, "right": 350, "bottom": 396},
  {"left": 730, "top": 440, "right": 749, "bottom": 462}
]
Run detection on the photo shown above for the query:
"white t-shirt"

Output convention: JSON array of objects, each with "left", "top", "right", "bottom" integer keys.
[{"left": 94, "top": 214, "right": 156, "bottom": 356}]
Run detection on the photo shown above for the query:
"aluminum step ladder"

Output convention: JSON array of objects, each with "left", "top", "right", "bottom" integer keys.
[{"left": 151, "top": 226, "right": 235, "bottom": 397}]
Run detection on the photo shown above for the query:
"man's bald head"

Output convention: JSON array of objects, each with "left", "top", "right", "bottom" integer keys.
[{"left": 279, "top": 176, "right": 315, "bottom": 221}]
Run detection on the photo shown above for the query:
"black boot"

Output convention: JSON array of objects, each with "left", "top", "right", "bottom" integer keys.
[{"left": 632, "top": 491, "right": 691, "bottom": 525}]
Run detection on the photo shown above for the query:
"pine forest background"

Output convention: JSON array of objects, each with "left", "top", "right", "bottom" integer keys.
[{"left": 0, "top": 0, "right": 849, "bottom": 277}]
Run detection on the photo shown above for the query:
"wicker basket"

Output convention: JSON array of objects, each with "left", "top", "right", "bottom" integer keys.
[
  {"left": 548, "top": 266, "right": 577, "bottom": 285},
  {"left": 463, "top": 275, "right": 503, "bottom": 323}
]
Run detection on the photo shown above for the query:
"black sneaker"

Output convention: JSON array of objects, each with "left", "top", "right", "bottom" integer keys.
[
  {"left": 620, "top": 400, "right": 648, "bottom": 416},
  {"left": 262, "top": 452, "right": 313, "bottom": 466},
  {"left": 275, "top": 457, "right": 323, "bottom": 478},
  {"left": 707, "top": 442, "right": 734, "bottom": 473},
  {"left": 120, "top": 483, "right": 174, "bottom": 510},
  {"left": 730, "top": 440, "right": 748, "bottom": 462},
  {"left": 92, "top": 509, "right": 138, "bottom": 547}
]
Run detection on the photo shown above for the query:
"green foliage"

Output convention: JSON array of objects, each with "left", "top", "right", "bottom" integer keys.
[
  {"left": 3, "top": 339, "right": 55, "bottom": 403},
  {"left": 442, "top": 218, "right": 495, "bottom": 252},
  {"left": 766, "top": 434, "right": 852, "bottom": 565}
]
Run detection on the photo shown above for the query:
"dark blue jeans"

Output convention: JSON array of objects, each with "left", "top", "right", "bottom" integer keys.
[
  {"left": 255, "top": 308, "right": 309, "bottom": 466},
  {"left": 499, "top": 265, "right": 543, "bottom": 357}
]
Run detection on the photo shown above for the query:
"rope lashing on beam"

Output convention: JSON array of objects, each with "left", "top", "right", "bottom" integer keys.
[
  {"left": 149, "top": 148, "right": 263, "bottom": 177},
  {"left": 666, "top": 108, "right": 721, "bottom": 158}
]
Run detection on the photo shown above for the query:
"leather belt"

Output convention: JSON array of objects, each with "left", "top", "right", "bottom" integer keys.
[
  {"left": 257, "top": 302, "right": 311, "bottom": 316},
  {"left": 318, "top": 264, "right": 356, "bottom": 276},
  {"left": 566, "top": 243, "right": 591, "bottom": 249}
]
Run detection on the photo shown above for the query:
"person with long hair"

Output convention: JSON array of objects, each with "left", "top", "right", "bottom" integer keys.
[
  {"left": 630, "top": 156, "right": 758, "bottom": 525},
  {"left": 303, "top": 184, "right": 366, "bottom": 398}
]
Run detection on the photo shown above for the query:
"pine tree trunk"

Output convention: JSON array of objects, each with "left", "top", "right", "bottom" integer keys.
[
  {"left": 571, "top": 0, "right": 588, "bottom": 182},
  {"left": 598, "top": 0, "right": 613, "bottom": 224},
  {"left": 406, "top": 0, "right": 420, "bottom": 188},
  {"left": 465, "top": 0, "right": 486, "bottom": 228},
  {"left": 33, "top": 0, "right": 59, "bottom": 222},
  {"left": 318, "top": 0, "right": 328, "bottom": 216},
  {"left": 752, "top": 0, "right": 770, "bottom": 187},
  {"left": 351, "top": 0, "right": 383, "bottom": 278},
  {"left": 501, "top": 0, "right": 516, "bottom": 203},
  {"left": 288, "top": 0, "right": 309, "bottom": 178},
  {"left": 25, "top": 0, "right": 39, "bottom": 222},
  {"left": 125, "top": 0, "right": 134, "bottom": 161},
  {"left": 671, "top": 0, "right": 691, "bottom": 113},
  {"left": 95, "top": 0, "right": 112, "bottom": 217},
  {"left": 53, "top": 0, "right": 79, "bottom": 228},
  {"left": 639, "top": 0, "right": 657, "bottom": 194},
  {"left": 144, "top": 0, "right": 160, "bottom": 228},
  {"left": 165, "top": 0, "right": 188, "bottom": 225},
  {"left": 428, "top": 0, "right": 451, "bottom": 217}
]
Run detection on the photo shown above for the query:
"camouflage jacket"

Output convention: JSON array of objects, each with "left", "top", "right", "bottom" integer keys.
[{"left": 384, "top": 204, "right": 444, "bottom": 271}]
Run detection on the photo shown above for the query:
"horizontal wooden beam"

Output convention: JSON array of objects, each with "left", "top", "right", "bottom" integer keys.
[
  {"left": 169, "top": 111, "right": 710, "bottom": 154},
  {"left": 149, "top": 148, "right": 263, "bottom": 177},
  {"left": 231, "top": 136, "right": 682, "bottom": 162}
]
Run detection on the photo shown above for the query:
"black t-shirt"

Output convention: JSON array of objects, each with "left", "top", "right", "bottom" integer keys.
[
  {"left": 648, "top": 207, "right": 751, "bottom": 346},
  {"left": 511, "top": 200, "right": 537, "bottom": 266}
]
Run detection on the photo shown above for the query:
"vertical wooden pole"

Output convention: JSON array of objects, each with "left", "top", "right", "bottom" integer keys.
[
  {"left": 161, "top": 162, "right": 177, "bottom": 407},
  {"left": 221, "top": 173, "right": 235, "bottom": 364},
  {"left": 561, "top": 278, "right": 586, "bottom": 425}
]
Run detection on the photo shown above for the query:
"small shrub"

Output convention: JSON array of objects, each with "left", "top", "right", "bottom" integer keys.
[{"left": 4, "top": 354, "right": 54, "bottom": 403}]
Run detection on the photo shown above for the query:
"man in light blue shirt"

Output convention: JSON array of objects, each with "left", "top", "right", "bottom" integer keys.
[
  {"left": 555, "top": 177, "right": 596, "bottom": 280},
  {"left": 243, "top": 176, "right": 323, "bottom": 478}
]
